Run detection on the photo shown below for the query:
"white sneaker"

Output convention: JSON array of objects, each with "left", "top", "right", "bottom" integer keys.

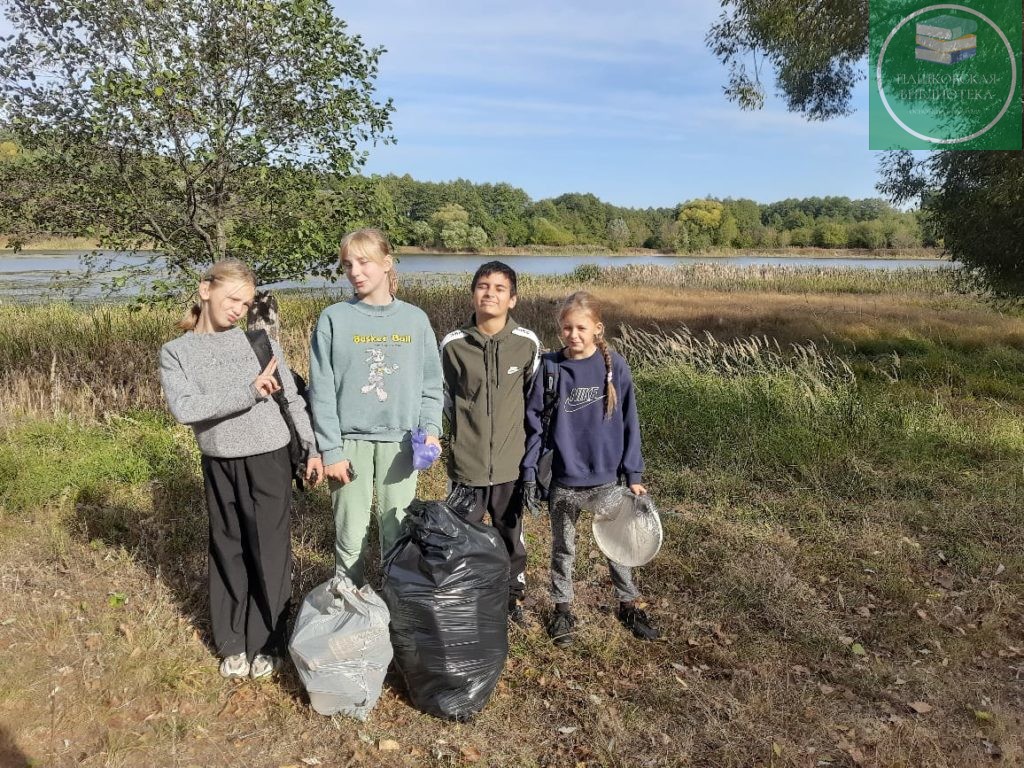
[
  {"left": 249, "top": 654, "right": 281, "bottom": 679},
  {"left": 219, "top": 653, "right": 250, "bottom": 679}
]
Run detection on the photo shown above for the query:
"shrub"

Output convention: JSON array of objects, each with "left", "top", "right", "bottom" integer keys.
[{"left": 568, "top": 263, "right": 602, "bottom": 284}]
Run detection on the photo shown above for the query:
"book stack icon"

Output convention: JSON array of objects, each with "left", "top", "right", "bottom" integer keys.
[{"left": 916, "top": 15, "right": 978, "bottom": 65}]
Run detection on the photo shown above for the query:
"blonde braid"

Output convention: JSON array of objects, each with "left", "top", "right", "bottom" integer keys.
[
  {"left": 596, "top": 335, "right": 617, "bottom": 419},
  {"left": 388, "top": 267, "right": 399, "bottom": 296}
]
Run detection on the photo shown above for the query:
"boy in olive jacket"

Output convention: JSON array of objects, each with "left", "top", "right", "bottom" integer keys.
[{"left": 440, "top": 261, "right": 540, "bottom": 624}]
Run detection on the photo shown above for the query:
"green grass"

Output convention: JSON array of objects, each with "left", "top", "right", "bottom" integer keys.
[{"left": 0, "top": 414, "right": 177, "bottom": 513}]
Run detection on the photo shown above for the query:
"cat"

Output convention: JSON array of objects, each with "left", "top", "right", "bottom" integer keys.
[{"left": 246, "top": 290, "right": 280, "bottom": 342}]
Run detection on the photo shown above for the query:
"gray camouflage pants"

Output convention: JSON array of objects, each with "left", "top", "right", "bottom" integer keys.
[{"left": 549, "top": 482, "right": 640, "bottom": 604}]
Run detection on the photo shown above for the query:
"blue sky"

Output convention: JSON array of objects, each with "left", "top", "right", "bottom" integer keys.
[
  {"left": 338, "top": 0, "right": 881, "bottom": 208},
  {"left": 0, "top": 1, "right": 882, "bottom": 210}
]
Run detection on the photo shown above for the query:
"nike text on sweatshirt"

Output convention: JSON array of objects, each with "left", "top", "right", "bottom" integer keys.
[{"left": 521, "top": 348, "right": 644, "bottom": 487}]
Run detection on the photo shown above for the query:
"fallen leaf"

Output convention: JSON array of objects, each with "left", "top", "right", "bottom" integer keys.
[
  {"left": 845, "top": 746, "right": 867, "bottom": 765},
  {"left": 84, "top": 633, "right": 103, "bottom": 652},
  {"left": 850, "top": 643, "right": 867, "bottom": 656},
  {"left": 118, "top": 623, "right": 134, "bottom": 644},
  {"left": 933, "top": 572, "right": 954, "bottom": 589},
  {"left": 558, "top": 727, "right": 578, "bottom": 736},
  {"left": 819, "top": 684, "right": 835, "bottom": 694},
  {"left": 460, "top": 746, "right": 482, "bottom": 762},
  {"left": 838, "top": 635, "right": 855, "bottom": 646},
  {"left": 772, "top": 742, "right": 782, "bottom": 756},
  {"left": 856, "top": 607, "right": 872, "bottom": 618},
  {"left": 300, "top": 759, "right": 322, "bottom": 766},
  {"left": 982, "top": 740, "right": 1003, "bottom": 758},
  {"left": 974, "top": 710, "right": 992, "bottom": 722},
  {"left": 908, "top": 701, "right": 933, "bottom": 714},
  {"left": 378, "top": 739, "right": 400, "bottom": 751}
]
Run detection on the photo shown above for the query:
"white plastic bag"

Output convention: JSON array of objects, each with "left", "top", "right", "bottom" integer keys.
[{"left": 288, "top": 577, "right": 393, "bottom": 720}]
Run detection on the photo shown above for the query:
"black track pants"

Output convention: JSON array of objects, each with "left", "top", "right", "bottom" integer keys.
[
  {"left": 453, "top": 480, "right": 527, "bottom": 600},
  {"left": 201, "top": 446, "right": 292, "bottom": 660}
]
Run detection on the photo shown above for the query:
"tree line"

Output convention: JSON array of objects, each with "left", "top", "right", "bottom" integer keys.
[
  {"left": 373, "top": 176, "right": 929, "bottom": 253},
  {"left": 0, "top": 142, "right": 929, "bottom": 255}
]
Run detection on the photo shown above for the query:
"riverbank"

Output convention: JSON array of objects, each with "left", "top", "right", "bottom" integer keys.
[
  {"left": 1, "top": 269, "right": 1021, "bottom": 766},
  {"left": 1, "top": 235, "right": 943, "bottom": 262},
  {"left": 397, "top": 244, "right": 945, "bottom": 260}
]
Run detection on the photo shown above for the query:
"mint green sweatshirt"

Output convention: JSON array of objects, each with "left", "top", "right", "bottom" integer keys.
[{"left": 308, "top": 298, "right": 443, "bottom": 466}]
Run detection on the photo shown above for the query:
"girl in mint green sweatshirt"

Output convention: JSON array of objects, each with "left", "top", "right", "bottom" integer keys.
[{"left": 309, "top": 229, "right": 443, "bottom": 585}]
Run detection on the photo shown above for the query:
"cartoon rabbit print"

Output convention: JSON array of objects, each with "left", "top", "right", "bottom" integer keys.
[{"left": 361, "top": 348, "right": 398, "bottom": 402}]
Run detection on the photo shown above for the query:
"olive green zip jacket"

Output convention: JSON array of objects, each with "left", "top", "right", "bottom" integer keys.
[{"left": 440, "top": 316, "right": 541, "bottom": 487}]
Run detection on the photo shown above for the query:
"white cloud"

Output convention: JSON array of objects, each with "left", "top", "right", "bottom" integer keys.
[{"left": 337, "top": 0, "right": 723, "bottom": 81}]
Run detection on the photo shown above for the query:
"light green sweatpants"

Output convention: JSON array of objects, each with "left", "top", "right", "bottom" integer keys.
[{"left": 329, "top": 438, "right": 418, "bottom": 586}]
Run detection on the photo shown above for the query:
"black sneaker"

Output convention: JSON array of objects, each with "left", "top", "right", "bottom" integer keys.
[
  {"left": 547, "top": 610, "right": 577, "bottom": 647},
  {"left": 508, "top": 600, "right": 527, "bottom": 627},
  {"left": 617, "top": 604, "right": 660, "bottom": 641}
]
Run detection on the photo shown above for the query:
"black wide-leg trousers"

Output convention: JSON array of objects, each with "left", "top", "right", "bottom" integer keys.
[{"left": 201, "top": 446, "right": 292, "bottom": 660}]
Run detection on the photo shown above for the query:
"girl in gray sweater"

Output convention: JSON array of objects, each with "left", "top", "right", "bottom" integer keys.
[{"left": 159, "top": 259, "right": 322, "bottom": 680}]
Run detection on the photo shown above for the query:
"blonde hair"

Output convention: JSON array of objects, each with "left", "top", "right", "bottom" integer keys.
[
  {"left": 339, "top": 227, "right": 398, "bottom": 296},
  {"left": 558, "top": 291, "right": 617, "bottom": 418},
  {"left": 177, "top": 259, "right": 258, "bottom": 331}
]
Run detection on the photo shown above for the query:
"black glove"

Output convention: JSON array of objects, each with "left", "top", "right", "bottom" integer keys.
[{"left": 521, "top": 480, "right": 541, "bottom": 516}]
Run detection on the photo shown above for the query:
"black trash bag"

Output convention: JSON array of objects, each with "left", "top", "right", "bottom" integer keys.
[{"left": 382, "top": 499, "right": 510, "bottom": 720}]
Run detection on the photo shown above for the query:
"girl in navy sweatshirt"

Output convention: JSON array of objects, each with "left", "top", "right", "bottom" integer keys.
[{"left": 521, "top": 291, "right": 659, "bottom": 647}]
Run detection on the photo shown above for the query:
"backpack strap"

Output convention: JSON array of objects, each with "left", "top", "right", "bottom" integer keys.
[
  {"left": 539, "top": 351, "right": 560, "bottom": 448},
  {"left": 245, "top": 329, "right": 295, "bottom": 425}
]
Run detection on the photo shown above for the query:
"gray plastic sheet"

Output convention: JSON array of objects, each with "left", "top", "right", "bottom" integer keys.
[
  {"left": 591, "top": 487, "right": 663, "bottom": 567},
  {"left": 288, "top": 577, "right": 393, "bottom": 720}
]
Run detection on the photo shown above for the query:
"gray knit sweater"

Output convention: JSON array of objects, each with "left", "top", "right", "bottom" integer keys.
[{"left": 159, "top": 328, "right": 318, "bottom": 459}]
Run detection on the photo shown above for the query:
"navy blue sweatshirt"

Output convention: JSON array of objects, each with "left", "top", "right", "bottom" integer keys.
[{"left": 521, "top": 348, "right": 644, "bottom": 487}]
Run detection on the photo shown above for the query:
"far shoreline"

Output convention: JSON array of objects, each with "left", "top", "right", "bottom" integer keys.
[
  {"left": 1, "top": 236, "right": 946, "bottom": 262},
  {"left": 396, "top": 245, "right": 945, "bottom": 261}
]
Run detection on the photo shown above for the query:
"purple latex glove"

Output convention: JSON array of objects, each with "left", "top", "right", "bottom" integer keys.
[{"left": 412, "top": 428, "right": 441, "bottom": 470}]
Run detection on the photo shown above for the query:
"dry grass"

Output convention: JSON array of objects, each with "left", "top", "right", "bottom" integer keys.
[
  {"left": 1, "top": 268, "right": 1024, "bottom": 767},
  {"left": 0, "top": 235, "right": 103, "bottom": 251},
  {"left": 1, "top": 421, "right": 1021, "bottom": 767},
  {"left": 4, "top": 277, "right": 1020, "bottom": 419}
]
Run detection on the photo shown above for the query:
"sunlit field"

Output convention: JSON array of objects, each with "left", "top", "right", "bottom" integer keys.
[{"left": 1, "top": 264, "right": 1022, "bottom": 767}]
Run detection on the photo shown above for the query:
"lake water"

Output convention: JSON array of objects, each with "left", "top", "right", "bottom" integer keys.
[{"left": 0, "top": 250, "right": 957, "bottom": 300}]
